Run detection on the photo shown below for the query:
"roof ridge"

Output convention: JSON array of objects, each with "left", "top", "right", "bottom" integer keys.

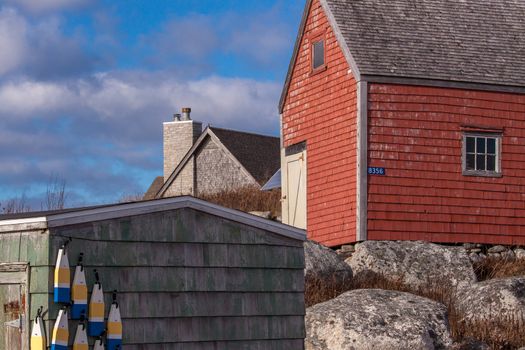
[{"left": 209, "top": 126, "right": 279, "bottom": 139}]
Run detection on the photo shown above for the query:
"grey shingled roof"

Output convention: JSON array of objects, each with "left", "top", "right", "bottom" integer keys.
[
  {"left": 280, "top": 0, "right": 525, "bottom": 111},
  {"left": 209, "top": 127, "right": 280, "bottom": 184},
  {"left": 143, "top": 176, "right": 164, "bottom": 200},
  {"left": 326, "top": 0, "right": 525, "bottom": 85}
]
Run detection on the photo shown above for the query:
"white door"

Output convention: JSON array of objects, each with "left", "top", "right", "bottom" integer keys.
[
  {"left": 0, "top": 264, "right": 29, "bottom": 350},
  {"left": 282, "top": 150, "right": 307, "bottom": 229}
]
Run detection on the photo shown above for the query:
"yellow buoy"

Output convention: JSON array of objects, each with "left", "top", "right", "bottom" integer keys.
[
  {"left": 30, "top": 307, "right": 46, "bottom": 350},
  {"left": 51, "top": 308, "right": 68, "bottom": 350}
]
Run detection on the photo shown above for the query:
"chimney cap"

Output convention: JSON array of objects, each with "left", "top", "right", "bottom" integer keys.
[
  {"left": 182, "top": 107, "right": 191, "bottom": 113},
  {"left": 173, "top": 113, "right": 181, "bottom": 121}
]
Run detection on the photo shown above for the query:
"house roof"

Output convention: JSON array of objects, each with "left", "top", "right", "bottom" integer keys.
[
  {"left": 156, "top": 126, "right": 279, "bottom": 198},
  {"left": 209, "top": 127, "right": 280, "bottom": 184},
  {"left": 143, "top": 176, "right": 164, "bottom": 200},
  {"left": 280, "top": 0, "right": 525, "bottom": 112},
  {"left": 0, "top": 196, "right": 306, "bottom": 241}
]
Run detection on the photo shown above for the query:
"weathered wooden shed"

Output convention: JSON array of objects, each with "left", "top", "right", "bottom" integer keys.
[{"left": 0, "top": 197, "right": 306, "bottom": 349}]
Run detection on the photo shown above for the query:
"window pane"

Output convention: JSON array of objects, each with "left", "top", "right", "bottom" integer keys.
[
  {"left": 476, "top": 137, "right": 485, "bottom": 154},
  {"left": 487, "top": 155, "right": 496, "bottom": 171},
  {"left": 313, "top": 40, "right": 324, "bottom": 69},
  {"left": 466, "top": 154, "right": 475, "bottom": 170},
  {"left": 487, "top": 138, "right": 496, "bottom": 154},
  {"left": 466, "top": 137, "right": 475, "bottom": 153},
  {"left": 476, "top": 155, "right": 486, "bottom": 170}
]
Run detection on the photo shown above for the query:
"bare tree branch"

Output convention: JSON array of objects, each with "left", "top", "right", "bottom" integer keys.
[
  {"left": 1, "top": 193, "right": 31, "bottom": 214},
  {"left": 43, "top": 174, "right": 67, "bottom": 211}
]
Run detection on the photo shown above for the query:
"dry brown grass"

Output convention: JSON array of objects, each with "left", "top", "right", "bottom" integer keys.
[
  {"left": 305, "top": 270, "right": 525, "bottom": 349},
  {"left": 305, "top": 274, "right": 353, "bottom": 308},
  {"left": 198, "top": 185, "right": 281, "bottom": 216},
  {"left": 474, "top": 256, "right": 525, "bottom": 281}
]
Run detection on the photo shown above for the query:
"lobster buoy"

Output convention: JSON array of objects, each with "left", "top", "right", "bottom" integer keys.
[
  {"left": 71, "top": 253, "right": 87, "bottom": 319},
  {"left": 94, "top": 338, "right": 105, "bottom": 350},
  {"left": 72, "top": 315, "right": 88, "bottom": 350},
  {"left": 50, "top": 308, "right": 69, "bottom": 350},
  {"left": 88, "top": 269, "right": 105, "bottom": 337},
  {"left": 53, "top": 240, "right": 71, "bottom": 303},
  {"left": 30, "top": 306, "right": 46, "bottom": 350},
  {"left": 107, "top": 291, "right": 122, "bottom": 350}
]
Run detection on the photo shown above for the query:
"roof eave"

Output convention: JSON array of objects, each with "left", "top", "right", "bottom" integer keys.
[
  {"left": 0, "top": 217, "right": 48, "bottom": 233},
  {"left": 362, "top": 74, "right": 525, "bottom": 94},
  {"left": 0, "top": 197, "right": 306, "bottom": 241}
]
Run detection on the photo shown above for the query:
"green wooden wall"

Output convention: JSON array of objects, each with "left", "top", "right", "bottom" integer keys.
[
  {"left": 45, "top": 207, "right": 305, "bottom": 348},
  {"left": 0, "top": 229, "right": 50, "bottom": 318}
]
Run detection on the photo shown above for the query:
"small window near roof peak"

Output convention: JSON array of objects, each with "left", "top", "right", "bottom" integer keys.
[{"left": 312, "top": 39, "right": 325, "bottom": 70}]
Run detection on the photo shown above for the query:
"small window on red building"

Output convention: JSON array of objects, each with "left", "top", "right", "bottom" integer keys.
[
  {"left": 312, "top": 39, "right": 325, "bottom": 70},
  {"left": 463, "top": 133, "right": 501, "bottom": 176}
]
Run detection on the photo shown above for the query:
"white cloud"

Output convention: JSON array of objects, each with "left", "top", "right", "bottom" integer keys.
[
  {"left": 0, "top": 72, "right": 281, "bottom": 136},
  {"left": 0, "top": 80, "right": 75, "bottom": 115},
  {"left": 0, "top": 8, "right": 28, "bottom": 76}
]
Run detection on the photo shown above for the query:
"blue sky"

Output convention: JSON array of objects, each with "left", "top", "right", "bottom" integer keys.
[{"left": 0, "top": 0, "right": 304, "bottom": 209}]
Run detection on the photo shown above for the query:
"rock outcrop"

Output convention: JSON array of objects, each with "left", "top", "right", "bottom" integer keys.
[
  {"left": 304, "top": 240, "right": 353, "bottom": 285},
  {"left": 305, "top": 289, "right": 453, "bottom": 350},
  {"left": 455, "top": 276, "right": 525, "bottom": 322},
  {"left": 347, "top": 241, "right": 476, "bottom": 289}
]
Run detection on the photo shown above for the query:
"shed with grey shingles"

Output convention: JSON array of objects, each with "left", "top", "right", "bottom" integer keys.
[{"left": 0, "top": 197, "right": 306, "bottom": 349}]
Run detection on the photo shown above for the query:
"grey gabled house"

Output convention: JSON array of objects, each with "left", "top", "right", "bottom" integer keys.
[{"left": 144, "top": 108, "right": 280, "bottom": 199}]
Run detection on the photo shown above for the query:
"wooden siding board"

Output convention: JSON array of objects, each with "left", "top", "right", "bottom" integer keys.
[
  {"left": 46, "top": 239, "right": 304, "bottom": 269},
  {"left": 32, "top": 266, "right": 303, "bottom": 294},
  {"left": 122, "top": 316, "right": 305, "bottom": 344},
  {"left": 368, "top": 83, "right": 525, "bottom": 245},
  {"left": 53, "top": 209, "right": 302, "bottom": 247},
  {"left": 122, "top": 339, "right": 304, "bottom": 350},
  {"left": 41, "top": 291, "right": 305, "bottom": 320}
]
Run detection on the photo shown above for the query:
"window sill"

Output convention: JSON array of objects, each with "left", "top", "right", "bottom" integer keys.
[
  {"left": 309, "top": 65, "right": 327, "bottom": 77},
  {"left": 462, "top": 170, "right": 502, "bottom": 178}
]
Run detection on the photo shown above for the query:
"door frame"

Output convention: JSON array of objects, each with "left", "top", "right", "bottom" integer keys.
[
  {"left": 0, "top": 263, "right": 30, "bottom": 350},
  {"left": 281, "top": 143, "right": 307, "bottom": 229}
]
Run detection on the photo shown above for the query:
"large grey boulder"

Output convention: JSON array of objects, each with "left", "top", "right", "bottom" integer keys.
[
  {"left": 455, "top": 276, "right": 525, "bottom": 322},
  {"left": 304, "top": 240, "right": 353, "bottom": 284},
  {"left": 347, "top": 241, "right": 476, "bottom": 289},
  {"left": 305, "top": 289, "right": 453, "bottom": 350}
]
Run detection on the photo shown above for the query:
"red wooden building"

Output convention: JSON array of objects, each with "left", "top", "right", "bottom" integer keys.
[{"left": 280, "top": 0, "right": 525, "bottom": 247}]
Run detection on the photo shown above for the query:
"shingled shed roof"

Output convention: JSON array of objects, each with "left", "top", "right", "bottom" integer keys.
[
  {"left": 210, "top": 127, "right": 280, "bottom": 184},
  {"left": 280, "top": 0, "right": 525, "bottom": 111}
]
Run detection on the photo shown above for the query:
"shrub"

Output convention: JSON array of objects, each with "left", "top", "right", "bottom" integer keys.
[{"left": 198, "top": 185, "right": 281, "bottom": 216}]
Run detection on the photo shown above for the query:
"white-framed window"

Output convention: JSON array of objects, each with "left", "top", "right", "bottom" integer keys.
[
  {"left": 462, "top": 133, "right": 502, "bottom": 176},
  {"left": 312, "top": 39, "right": 325, "bottom": 70}
]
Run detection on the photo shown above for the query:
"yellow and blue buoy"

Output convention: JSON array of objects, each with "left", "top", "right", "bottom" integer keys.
[
  {"left": 72, "top": 317, "right": 88, "bottom": 350},
  {"left": 54, "top": 242, "right": 71, "bottom": 303},
  {"left": 88, "top": 270, "right": 105, "bottom": 337},
  {"left": 107, "top": 291, "right": 122, "bottom": 350},
  {"left": 30, "top": 307, "right": 46, "bottom": 350},
  {"left": 51, "top": 308, "right": 69, "bottom": 350},
  {"left": 71, "top": 253, "right": 87, "bottom": 319}
]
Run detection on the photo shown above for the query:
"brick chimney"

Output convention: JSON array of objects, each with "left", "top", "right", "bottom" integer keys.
[{"left": 163, "top": 108, "right": 202, "bottom": 187}]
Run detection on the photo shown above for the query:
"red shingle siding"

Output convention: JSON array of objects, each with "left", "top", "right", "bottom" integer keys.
[
  {"left": 368, "top": 83, "right": 525, "bottom": 245},
  {"left": 282, "top": 0, "right": 358, "bottom": 246}
]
